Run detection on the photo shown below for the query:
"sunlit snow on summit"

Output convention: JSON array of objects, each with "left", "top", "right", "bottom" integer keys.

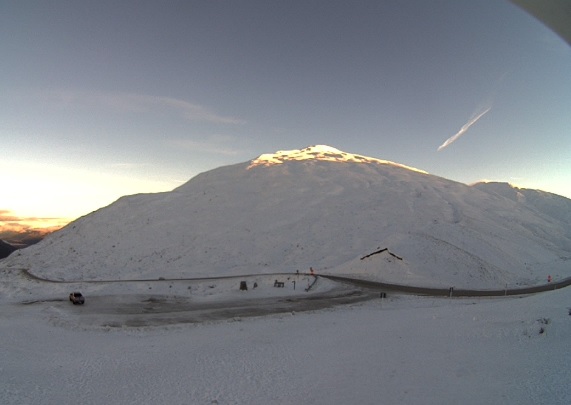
[{"left": 248, "top": 145, "right": 427, "bottom": 173}]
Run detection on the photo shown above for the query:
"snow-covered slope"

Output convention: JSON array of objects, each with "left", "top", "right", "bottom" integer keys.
[
  {"left": 473, "top": 181, "right": 571, "bottom": 232},
  {"left": 2, "top": 145, "right": 570, "bottom": 288}
]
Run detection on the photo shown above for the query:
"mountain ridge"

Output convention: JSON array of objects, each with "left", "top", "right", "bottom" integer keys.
[
  {"left": 247, "top": 145, "right": 427, "bottom": 173},
  {"left": 2, "top": 146, "right": 570, "bottom": 288}
]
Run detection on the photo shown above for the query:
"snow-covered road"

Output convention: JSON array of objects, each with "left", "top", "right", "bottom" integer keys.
[{"left": 21, "top": 284, "right": 371, "bottom": 328}]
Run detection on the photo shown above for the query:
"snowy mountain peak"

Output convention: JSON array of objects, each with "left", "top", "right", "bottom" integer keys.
[{"left": 248, "top": 145, "right": 427, "bottom": 173}]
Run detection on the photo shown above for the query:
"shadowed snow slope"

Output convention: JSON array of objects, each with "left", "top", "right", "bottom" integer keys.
[{"left": 2, "top": 146, "right": 570, "bottom": 288}]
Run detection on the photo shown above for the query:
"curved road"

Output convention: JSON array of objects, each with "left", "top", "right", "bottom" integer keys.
[
  {"left": 17, "top": 269, "right": 375, "bottom": 326},
  {"left": 13, "top": 268, "right": 571, "bottom": 326},
  {"left": 318, "top": 274, "right": 571, "bottom": 297},
  {"left": 20, "top": 268, "right": 571, "bottom": 297}
]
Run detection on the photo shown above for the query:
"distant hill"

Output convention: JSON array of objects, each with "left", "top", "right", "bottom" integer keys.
[
  {"left": 0, "top": 240, "right": 17, "bottom": 259},
  {"left": 473, "top": 182, "right": 571, "bottom": 230},
  {"left": 0, "top": 229, "right": 46, "bottom": 250},
  {"left": 2, "top": 145, "right": 570, "bottom": 288},
  {"left": 0, "top": 233, "right": 45, "bottom": 259}
]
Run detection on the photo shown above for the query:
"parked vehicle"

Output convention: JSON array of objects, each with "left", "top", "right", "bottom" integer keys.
[{"left": 69, "top": 292, "right": 85, "bottom": 305}]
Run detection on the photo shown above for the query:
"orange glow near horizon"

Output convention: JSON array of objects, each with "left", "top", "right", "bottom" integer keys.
[{"left": 0, "top": 210, "right": 71, "bottom": 240}]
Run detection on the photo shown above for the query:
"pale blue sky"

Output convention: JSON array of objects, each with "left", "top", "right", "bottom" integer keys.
[{"left": 1, "top": 0, "right": 570, "bottom": 222}]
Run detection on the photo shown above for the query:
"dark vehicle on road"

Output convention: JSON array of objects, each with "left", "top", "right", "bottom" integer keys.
[{"left": 69, "top": 292, "right": 85, "bottom": 305}]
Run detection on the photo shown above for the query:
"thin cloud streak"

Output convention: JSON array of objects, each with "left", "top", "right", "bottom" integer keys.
[
  {"left": 437, "top": 106, "right": 491, "bottom": 151},
  {"left": 106, "top": 162, "right": 148, "bottom": 170},
  {"left": 0, "top": 210, "right": 68, "bottom": 224},
  {"left": 170, "top": 137, "right": 244, "bottom": 156},
  {"left": 154, "top": 96, "right": 246, "bottom": 125},
  {"left": 29, "top": 89, "right": 246, "bottom": 125}
]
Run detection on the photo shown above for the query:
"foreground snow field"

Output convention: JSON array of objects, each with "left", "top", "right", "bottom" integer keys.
[{"left": 1, "top": 279, "right": 570, "bottom": 405}]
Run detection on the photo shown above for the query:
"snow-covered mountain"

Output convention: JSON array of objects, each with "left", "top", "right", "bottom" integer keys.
[{"left": 3, "top": 145, "right": 570, "bottom": 288}]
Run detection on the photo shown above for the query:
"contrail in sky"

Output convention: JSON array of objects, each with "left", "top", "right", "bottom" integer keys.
[{"left": 437, "top": 106, "right": 491, "bottom": 151}]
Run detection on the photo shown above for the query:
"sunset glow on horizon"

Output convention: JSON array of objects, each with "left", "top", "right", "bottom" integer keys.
[
  {"left": 0, "top": 209, "right": 70, "bottom": 242},
  {"left": 1, "top": 157, "right": 181, "bottom": 235}
]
